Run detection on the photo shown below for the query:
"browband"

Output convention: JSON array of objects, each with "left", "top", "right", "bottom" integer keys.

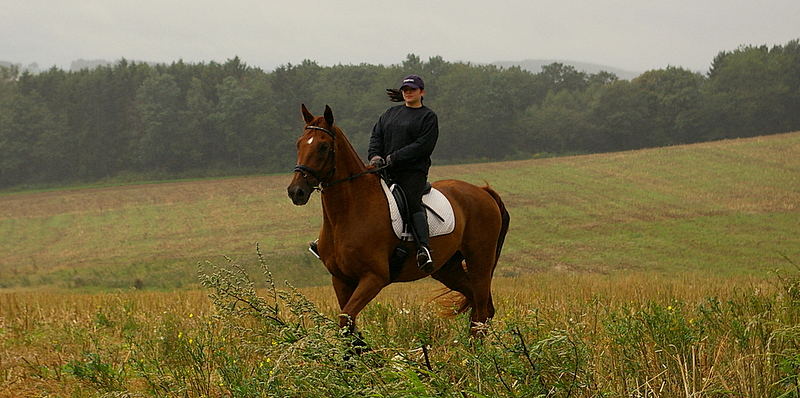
[{"left": 305, "top": 125, "right": 335, "bottom": 138}]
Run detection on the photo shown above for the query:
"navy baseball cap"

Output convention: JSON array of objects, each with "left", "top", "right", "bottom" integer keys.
[{"left": 400, "top": 74, "right": 424, "bottom": 90}]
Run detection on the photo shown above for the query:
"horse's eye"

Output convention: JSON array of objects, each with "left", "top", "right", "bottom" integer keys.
[{"left": 318, "top": 142, "right": 330, "bottom": 154}]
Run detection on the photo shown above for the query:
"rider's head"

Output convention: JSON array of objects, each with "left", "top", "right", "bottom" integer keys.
[{"left": 399, "top": 74, "right": 425, "bottom": 107}]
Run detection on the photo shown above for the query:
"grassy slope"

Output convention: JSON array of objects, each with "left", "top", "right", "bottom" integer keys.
[{"left": 1, "top": 132, "right": 798, "bottom": 290}]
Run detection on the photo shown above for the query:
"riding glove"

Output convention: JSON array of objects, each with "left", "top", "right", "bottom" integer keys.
[{"left": 369, "top": 156, "right": 386, "bottom": 168}]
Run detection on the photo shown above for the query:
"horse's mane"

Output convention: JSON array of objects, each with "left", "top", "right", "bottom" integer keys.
[{"left": 332, "top": 124, "right": 367, "bottom": 172}]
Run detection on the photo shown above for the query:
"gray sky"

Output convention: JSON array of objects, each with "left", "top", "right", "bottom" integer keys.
[{"left": 2, "top": 0, "right": 799, "bottom": 73}]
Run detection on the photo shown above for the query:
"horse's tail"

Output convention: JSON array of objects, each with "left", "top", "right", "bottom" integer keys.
[{"left": 482, "top": 185, "right": 510, "bottom": 270}]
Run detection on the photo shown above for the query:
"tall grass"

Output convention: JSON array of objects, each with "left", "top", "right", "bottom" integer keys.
[{"left": 2, "top": 250, "right": 798, "bottom": 396}]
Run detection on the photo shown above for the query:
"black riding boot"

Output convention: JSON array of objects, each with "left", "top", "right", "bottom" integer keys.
[{"left": 411, "top": 211, "right": 434, "bottom": 273}]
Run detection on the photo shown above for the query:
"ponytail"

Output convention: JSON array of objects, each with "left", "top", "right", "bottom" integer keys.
[{"left": 385, "top": 88, "right": 403, "bottom": 102}]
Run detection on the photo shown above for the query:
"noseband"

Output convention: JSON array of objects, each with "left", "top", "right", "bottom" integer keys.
[{"left": 293, "top": 125, "right": 385, "bottom": 191}]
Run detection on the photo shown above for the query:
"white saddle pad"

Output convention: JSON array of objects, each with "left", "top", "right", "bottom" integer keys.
[{"left": 380, "top": 179, "right": 456, "bottom": 240}]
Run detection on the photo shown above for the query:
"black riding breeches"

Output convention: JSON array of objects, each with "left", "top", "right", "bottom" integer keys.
[{"left": 391, "top": 170, "right": 427, "bottom": 215}]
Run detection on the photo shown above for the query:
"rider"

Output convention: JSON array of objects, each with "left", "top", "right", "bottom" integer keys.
[{"left": 368, "top": 74, "right": 439, "bottom": 271}]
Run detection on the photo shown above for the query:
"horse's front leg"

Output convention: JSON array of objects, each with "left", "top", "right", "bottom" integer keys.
[
  {"left": 332, "top": 275, "right": 356, "bottom": 312},
  {"left": 338, "top": 273, "right": 386, "bottom": 333}
]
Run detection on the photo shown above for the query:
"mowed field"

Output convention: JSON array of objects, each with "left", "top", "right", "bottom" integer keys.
[
  {"left": 1, "top": 132, "right": 799, "bottom": 290},
  {"left": 1, "top": 132, "right": 799, "bottom": 396}
]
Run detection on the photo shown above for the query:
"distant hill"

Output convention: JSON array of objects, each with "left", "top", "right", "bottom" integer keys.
[
  {"left": 69, "top": 58, "right": 171, "bottom": 71},
  {"left": 2, "top": 59, "right": 121, "bottom": 73},
  {"left": 70, "top": 59, "right": 116, "bottom": 71},
  {"left": 493, "top": 59, "right": 641, "bottom": 80},
  {"left": 3, "top": 58, "right": 157, "bottom": 73},
  {"left": 0, "top": 60, "right": 40, "bottom": 74}
]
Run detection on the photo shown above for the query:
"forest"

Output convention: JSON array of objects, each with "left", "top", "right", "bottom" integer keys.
[{"left": 1, "top": 39, "right": 798, "bottom": 189}]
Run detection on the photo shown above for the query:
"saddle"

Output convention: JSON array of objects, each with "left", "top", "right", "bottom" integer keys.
[{"left": 379, "top": 178, "right": 455, "bottom": 241}]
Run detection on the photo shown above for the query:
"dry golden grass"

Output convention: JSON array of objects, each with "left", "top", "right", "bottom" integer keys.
[{"left": 0, "top": 270, "right": 789, "bottom": 397}]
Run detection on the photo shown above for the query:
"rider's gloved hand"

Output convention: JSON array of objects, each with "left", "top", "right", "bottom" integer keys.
[{"left": 369, "top": 156, "right": 386, "bottom": 168}]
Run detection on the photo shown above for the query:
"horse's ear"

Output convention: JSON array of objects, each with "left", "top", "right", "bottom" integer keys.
[
  {"left": 301, "top": 104, "right": 314, "bottom": 123},
  {"left": 323, "top": 105, "right": 334, "bottom": 127}
]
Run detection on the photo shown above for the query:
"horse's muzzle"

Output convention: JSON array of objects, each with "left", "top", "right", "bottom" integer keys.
[{"left": 287, "top": 176, "right": 312, "bottom": 206}]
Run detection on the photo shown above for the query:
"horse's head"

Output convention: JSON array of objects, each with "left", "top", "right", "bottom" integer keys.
[{"left": 287, "top": 104, "right": 336, "bottom": 205}]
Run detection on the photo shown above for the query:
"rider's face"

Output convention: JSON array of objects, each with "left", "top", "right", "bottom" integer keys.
[{"left": 401, "top": 87, "right": 424, "bottom": 106}]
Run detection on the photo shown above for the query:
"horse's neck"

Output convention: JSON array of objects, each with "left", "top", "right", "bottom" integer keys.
[
  {"left": 320, "top": 129, "right": 381, "bottom": 226},
  {"left": 321, "top": 175, "right": 381, "bottom": 222}
]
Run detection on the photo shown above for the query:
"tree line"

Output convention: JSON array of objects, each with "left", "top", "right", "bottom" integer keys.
[{"left": 1, "top": 40, "right": 799, "bottom": 189}]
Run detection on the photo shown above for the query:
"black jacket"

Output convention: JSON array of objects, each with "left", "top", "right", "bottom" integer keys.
[{"left": 368, "top": 105, "right": 439, "bottom": 173}]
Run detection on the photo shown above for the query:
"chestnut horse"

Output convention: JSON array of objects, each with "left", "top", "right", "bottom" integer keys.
[{"left": 287, "top": 105, "right": 510, "bottom": 335}]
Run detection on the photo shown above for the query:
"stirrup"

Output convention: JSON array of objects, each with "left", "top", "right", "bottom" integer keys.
[
  {"left": 416, "top": 246, "right": 434, "bottom": 273},
  {"left": 308, "top": 240, "right": 321, "bottom": 260}
]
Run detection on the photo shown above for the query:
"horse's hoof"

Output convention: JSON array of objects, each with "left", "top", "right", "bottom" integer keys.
[
  {"left": 469, "top": 320, "right": 491, "bottom": 338},
  {"left": 343, "top": 338, "right": 371, "bottom": 362}
]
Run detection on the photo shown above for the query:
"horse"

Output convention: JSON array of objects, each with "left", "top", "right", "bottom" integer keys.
[{"left": 287, "top": 104, "right": 510, "bottom": 336}]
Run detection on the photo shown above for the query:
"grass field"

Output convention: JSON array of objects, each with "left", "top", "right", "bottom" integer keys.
[
  {"left": 1, "top": 132, "right": 798, "bottom": 290},
  {"left": 1, "top": 132, "right": 799, "bottom": 396},
  {"left": 1, "top": 260, "right": 799, "bottom": 396}
]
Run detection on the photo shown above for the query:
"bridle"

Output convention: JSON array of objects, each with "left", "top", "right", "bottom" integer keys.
[
  {"left": 293, "top": 125, "right": 337, "bottom": 189},
  {"left": 293, "top": 125, "right": 385, "bottom": 192}
]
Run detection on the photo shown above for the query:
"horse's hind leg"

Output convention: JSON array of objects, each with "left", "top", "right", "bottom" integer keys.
[
  {"left": 431, "top": 252, "right": 474, "bottom": 316},
  {"left": 462, "top": 247, "right": 497, "bottom": 334}
]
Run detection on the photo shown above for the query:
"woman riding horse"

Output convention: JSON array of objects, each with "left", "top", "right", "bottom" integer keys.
[
  {"left": 368, "top": 74, "right": 437, "bottom": 272},
  {"left": 288, "top": 104, "right": 509, "bottom": 337}
]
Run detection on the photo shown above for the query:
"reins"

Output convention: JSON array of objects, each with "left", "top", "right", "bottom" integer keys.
[
  {"left": 293, "top": 125, "right": 386, "bottom": 192},
  {"left": 322, "top": 165, "right": 386, "bottom": 190}
]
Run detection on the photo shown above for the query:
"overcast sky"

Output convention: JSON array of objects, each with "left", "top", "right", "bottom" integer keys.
[{"left": 2, "top": 0, "right": 799, "bottom": 73}]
